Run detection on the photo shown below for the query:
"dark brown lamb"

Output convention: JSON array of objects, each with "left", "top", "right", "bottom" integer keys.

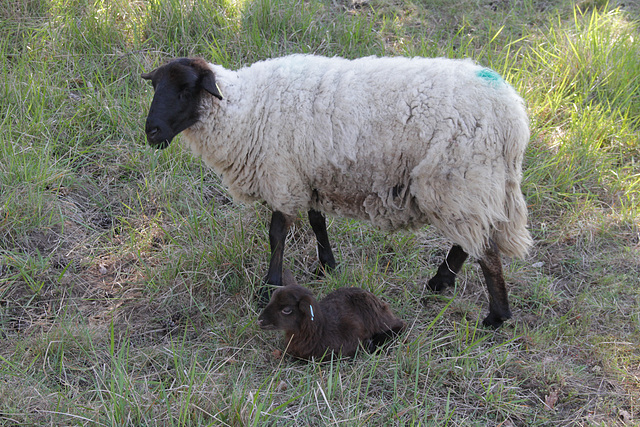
[{"left": 258, "top": 271, "right": 406, "bottom": 361}]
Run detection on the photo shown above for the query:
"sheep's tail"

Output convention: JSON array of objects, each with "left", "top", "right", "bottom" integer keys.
[
  {"left": 492, "top": 178, "right": 532, "bottom": 259},
  {"left": 492, "top": 108, "right": 532, "bottom": 259}
]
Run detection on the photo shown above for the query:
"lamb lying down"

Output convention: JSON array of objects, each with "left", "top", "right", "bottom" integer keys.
[{"left": 258, "top": 271, "right": 406, "bottom": 360}]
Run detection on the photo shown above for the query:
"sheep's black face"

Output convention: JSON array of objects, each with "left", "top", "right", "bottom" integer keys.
[{"left": 142, "top": 58, "right": 223, "bottom": 149}]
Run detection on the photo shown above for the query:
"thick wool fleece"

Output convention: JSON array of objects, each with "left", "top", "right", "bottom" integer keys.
[{"left": 182, "top": 55, "right": 532, "bottom": 259}]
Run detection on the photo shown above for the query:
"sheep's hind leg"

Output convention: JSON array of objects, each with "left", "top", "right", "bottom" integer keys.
[
  {"left": 367, "top": 323, "right": 406, "bottom": 352},
  {"left": 258, "top": 211, "right": 291, "bottom": 306},
  {"left": 308, "top": 209, "right": 337, "bottom": 275},
  {"left": 427, "top": 244, "right": 468, "bottom": 291},
  {"left": 478, "top": 245, "right": 512, "bottom": 328}
]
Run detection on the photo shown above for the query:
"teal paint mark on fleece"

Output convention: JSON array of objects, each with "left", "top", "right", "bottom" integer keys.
[{"left": 476, "top": 69, "right": 504, "bottom": 86}]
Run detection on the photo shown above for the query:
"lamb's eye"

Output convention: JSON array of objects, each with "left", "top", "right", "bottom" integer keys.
[{"left": 281, "top": 307, "right": 292, "bottom": 315}]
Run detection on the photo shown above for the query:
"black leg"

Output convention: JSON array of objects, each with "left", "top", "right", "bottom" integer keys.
[
  {"left": 427, "top": 244, "right": 469, "bottom": 291},
  {"left": 478, "top": 245, "right": 511, "bottom": 328},
  {"left": 369, "top": 323, "right": 406, "bottom": 350},
  {"left": 258, "top": 211, "right": 291, "bottom": 305},
  {"left": 308, "top": 209, "right": 337, "bottom": 273}
]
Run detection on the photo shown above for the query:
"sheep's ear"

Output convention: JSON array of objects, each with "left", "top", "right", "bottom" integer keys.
[
  {"left": 201, "top": 73, "right": 224, "bottom": 100},
  {"left": 298, "top": 295, "right": 317, "bottom": 321},
  {"left": 282, "top": 269, "right": 298, "bottom": 287},
  {"left": 141, "top": 70, "right": 155, "bottom": 80}
]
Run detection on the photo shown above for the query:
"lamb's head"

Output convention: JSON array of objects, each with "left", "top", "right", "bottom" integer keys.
[
  {"left": 141, "top": 57, "right": 223, "bottom": 149},
  {"left": 258, "top": 285, "right": 318, "bottom": 333}
]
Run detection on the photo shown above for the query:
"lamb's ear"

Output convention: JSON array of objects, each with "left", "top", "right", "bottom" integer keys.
[
  {"left": 141, "top": 69, "right": 155, "bottom": 80},
  {"left": 298, "top": 295, "right": 317, "bottom": 322},
  {"left": 201, "top": 72, "right": 224, "bottom": 100},
  {"left": 282, "top": 269, "right": 299, "bottom": 287}
]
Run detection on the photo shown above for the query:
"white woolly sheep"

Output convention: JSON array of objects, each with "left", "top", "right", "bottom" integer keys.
[
  {"left": 141, "top": 54, "right": 532, "bottom": 327},
  {"left": 257, "top": 270, "right": 406, "bottom": 361}
]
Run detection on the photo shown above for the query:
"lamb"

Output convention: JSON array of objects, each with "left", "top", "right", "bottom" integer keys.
[
  {"left": 141, "top": 54, "right": 532, "bottom": 328},
  {"left": 257, "top": 270, "right": 406, "bottom": 360}
]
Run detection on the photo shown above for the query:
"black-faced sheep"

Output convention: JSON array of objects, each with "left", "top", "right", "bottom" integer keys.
[
  {"left": 142, "top": 54, "right": 532, "bottom": 327},
  {"left": 257, "top": 270, "right": 406, "bottom": 360}
]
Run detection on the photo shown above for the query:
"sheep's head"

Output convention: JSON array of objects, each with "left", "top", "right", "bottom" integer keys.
[
  {"left": 258, "top": 285, "right": 317, "bottom": 333},
  {"left": 141, "top": 57, "right": 223, "bottom": 149}
]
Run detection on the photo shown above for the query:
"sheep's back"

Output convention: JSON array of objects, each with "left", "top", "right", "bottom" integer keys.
[{"left": 321, "top": 287, "right": 403, "bottom": 337}]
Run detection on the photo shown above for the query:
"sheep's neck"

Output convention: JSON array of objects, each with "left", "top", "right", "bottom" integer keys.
[
  {"left": 183, "top": 80, "right": 266, "bottom": 205},
  {"left": 285, "top": 309, "right": 327, "bottom": 359}
]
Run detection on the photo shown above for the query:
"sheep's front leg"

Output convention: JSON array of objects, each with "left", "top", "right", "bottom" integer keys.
[
  {"left": 478, "top": 245, "right": 512, "bottom": 328},
  {"left": 259, "top": 211, "right": 291, "bottom": 305},
  {"left": 308, "top": 209, "right": 337, "bottom": 274},
  {"left": 427, "top": 244, "right": 468, "bottom": 291}
]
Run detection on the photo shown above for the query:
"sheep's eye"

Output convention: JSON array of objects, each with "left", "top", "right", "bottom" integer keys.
[{"left": 281, "top": 307, "right": 292, "bottom": 315}]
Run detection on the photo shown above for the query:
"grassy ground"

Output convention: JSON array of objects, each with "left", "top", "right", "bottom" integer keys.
[{"left": 1, "top": 0, "right": 639, "bottom": 425}]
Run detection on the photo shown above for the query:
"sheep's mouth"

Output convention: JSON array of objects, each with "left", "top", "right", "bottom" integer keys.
[
  {"left": 258, "top": 323, "right": 277, "bottom": 331},
  {"left": 144, "top": 121, "right": 177, "bottom": 149},
  {"left": 148, "top": 138, "right": 171, "bottom": 149},
  {"left": 146, "top": 130, "right": 173, "bottom": 149}
]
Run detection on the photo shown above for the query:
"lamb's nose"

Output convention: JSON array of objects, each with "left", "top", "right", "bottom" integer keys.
[{"left": 147, "top": 127, "right": 159, "bottom": 139}]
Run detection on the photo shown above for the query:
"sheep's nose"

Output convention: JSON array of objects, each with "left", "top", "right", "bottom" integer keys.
[{"left": 147, "top": 127, "right": 159, "bottom": 139}]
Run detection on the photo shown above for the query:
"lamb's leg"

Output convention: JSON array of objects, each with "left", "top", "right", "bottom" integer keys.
[
  {"left": 308, "top": 209, "right": 337, "bottom": 274},
  {"left": 368, "top": 322, "right": 406, "bottom": 351},
  {"left": 427, "top": 244, "right": 469, "bottom": 291},
  {"left": 478, "top": 245, "right": 512, "bottom": 328},
  {"left": 259, "top": 210, "right": 290, "bottom": 305}
]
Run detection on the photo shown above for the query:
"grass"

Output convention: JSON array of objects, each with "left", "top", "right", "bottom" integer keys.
[{"left": 1, "top": 0, "right": 640, "bottom": 425}]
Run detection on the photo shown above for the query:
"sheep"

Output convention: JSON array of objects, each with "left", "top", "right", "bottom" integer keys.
[
  {"left": 257, "top": 270, "right": 406, "bottom": 360},
  {"left": 141, "top": 54, "right": 532, "bottom": 328}
]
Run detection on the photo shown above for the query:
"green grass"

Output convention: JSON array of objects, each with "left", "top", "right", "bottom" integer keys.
[{"left": 2, "top": 0, "right": 640, "bottom": 425}]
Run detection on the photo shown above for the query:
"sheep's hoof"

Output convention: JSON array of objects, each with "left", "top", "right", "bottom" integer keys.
[
  {"left": 312, "top": 265, "right": 326, "bottom": 278},
  {"left": 427, "top": 274, "right": 454, "bottom": 292},
  {"left": 256, "top": 284, "right": 274, "bottom": 308},
  {"left": 313, "top": 261, "right": 337, "bottom": 278},
  {"left": 363, "top": 339, "right": 376, "bottom": 353},
  {"left": 481, "top": 311, "right": 511, "bottom": 328}
]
